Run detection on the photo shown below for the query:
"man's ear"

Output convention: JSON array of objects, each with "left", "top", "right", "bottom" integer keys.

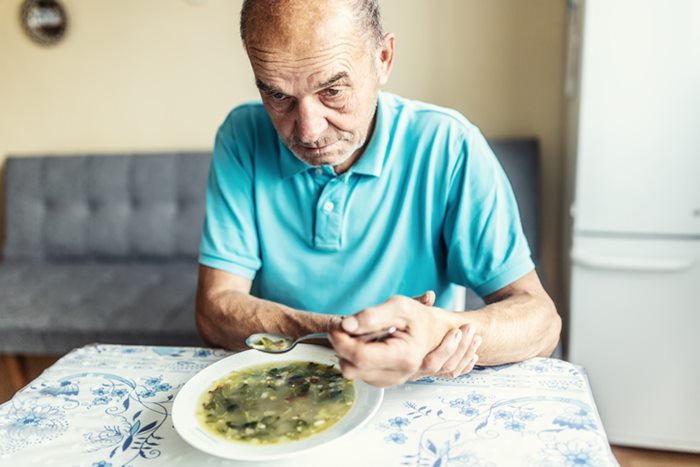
[{"left": 376, "top": 32, "right": 395, "bottom": 85}]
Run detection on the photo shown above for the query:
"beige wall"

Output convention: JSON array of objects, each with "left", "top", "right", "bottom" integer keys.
[{"left": 0, "top": 0, "right": 567, "bottom": 303}]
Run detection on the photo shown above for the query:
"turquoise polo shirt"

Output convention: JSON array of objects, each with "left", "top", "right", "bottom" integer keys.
[{"left": 199, "top": 92, "right": 533, "bottom": 314}]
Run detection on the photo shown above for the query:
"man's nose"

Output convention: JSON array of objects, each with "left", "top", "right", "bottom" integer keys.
[{"left": 295, "top": 98, "right": 328, "bottom": 144}]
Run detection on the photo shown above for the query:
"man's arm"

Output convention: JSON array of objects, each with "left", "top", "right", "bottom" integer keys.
[
  {"left": 196, "top": 265, "right": 341, "bottom": 350},
  {"left": 464, "top": 270, "right": 560, "bottom": 365},
  {"left": 330, "top": 270, "right": 561, "bottom": 387}
]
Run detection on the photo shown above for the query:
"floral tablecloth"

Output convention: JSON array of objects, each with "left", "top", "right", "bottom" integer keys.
[{"left": 0, "top": 344, "right": 618, "bottom": 466}]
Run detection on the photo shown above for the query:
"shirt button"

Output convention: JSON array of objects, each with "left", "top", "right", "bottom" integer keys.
[
  {"left": 315, "top": 168, "right": 323, "bottom": 176},
  {"left": 323, "top": 201, "right": 334, "bottom": 212}
]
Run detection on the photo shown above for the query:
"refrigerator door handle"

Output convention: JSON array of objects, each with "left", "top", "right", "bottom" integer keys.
[{"left": 570, "top": 251, "right": 695, "bottom": 272}]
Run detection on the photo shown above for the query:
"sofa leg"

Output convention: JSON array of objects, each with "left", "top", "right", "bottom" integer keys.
[{"left": 2, "top": 354, "right": 28, "bottom": 392}]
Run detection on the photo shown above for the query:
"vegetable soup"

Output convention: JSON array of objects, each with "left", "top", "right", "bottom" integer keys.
[{"left": 197, "top": 361, "right": 354, "bottom": 444}]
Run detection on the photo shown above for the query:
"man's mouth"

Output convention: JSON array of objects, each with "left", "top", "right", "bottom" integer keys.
[{"left": 298, "top": 141, "right": 337, "bottom": 154}]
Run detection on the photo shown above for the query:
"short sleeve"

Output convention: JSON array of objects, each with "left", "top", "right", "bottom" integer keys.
[
  {"left": 443, "top": 128, "right": 534, "bottom": 297},
  {"left": 198, "top": 115, "right": 261, "bottom": 279}
]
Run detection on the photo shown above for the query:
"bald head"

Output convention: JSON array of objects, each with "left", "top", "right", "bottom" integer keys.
[
  {"left": 240, "top": 0, "right": 384, "bottom": 51},
  {"left": 239, "top": 0, "right": 395, "bottom": 173}
]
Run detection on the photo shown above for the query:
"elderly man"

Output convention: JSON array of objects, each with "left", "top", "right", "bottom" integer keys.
[{"left": 196, "top": 0, "right": 561, "bottom": 387}]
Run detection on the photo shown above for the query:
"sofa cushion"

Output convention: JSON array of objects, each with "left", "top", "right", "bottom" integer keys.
[
  {"left": 3, "top": 153, "right": 211, "bottom": 261},
  {"left": 0, "top": 261, "right": 203, "bottom": 354}
]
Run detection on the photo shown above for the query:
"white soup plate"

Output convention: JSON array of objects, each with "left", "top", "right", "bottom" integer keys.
[{"left": 172, "top": 343, "right": 383, "bottom": 461}]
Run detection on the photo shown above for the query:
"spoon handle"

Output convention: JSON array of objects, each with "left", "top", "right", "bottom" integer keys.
[
  {"left": 296, "top": 327, "right": 396, "bottom": 344},
  {"left": 297, "top": 326, "right": 396, "bottom": 342},
  {"left": 296, "top": 332, "right": 329, "bottom": 343}
]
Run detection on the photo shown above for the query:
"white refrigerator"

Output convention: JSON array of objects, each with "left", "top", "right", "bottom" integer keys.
[{"left": 566, "top": 0, "right": 700, "bottom": 452}]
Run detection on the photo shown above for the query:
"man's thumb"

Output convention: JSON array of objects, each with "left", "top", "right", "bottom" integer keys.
[{"left": 341, "top": 316, "right": 360, "bottom": 333}]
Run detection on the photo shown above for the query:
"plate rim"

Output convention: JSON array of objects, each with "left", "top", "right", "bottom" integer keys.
[{"left": 172, "top": 344, "right": 383, "bottom": 461}]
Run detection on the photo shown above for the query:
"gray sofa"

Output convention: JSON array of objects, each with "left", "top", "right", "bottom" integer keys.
[
  {"left": 0, "top": 140, "right": 541, "bottom": 356},
  {"left": 0, "top": 153, "right": 211, "bottom": 354}
]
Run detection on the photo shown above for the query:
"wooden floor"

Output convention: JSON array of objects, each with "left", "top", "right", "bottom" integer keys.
[
  {"left": 612, "top": 446, "right": 700, "bottom": 466},
  {"left": 1, "top": 356, "right": 699, "bottom": 466},
  {"left": 0, "top": 354, "right": 60, "bottom": 404}
]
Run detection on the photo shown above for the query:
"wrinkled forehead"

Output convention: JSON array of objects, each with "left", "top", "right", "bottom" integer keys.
[{"left": 245, "top": 0, "right": 366, "bottom": 64}]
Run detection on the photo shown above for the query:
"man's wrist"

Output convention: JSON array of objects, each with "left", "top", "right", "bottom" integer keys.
[
  {"left": 434, "top": 306, "right": 463, "bottom": 331},
  {"left": 423, "top": 307, "right": 459, "bottom": 351}
]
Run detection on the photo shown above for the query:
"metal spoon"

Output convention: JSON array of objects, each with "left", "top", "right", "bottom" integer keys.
[{"left": 245, "top": 326, "right": 398, "bottom": 354}]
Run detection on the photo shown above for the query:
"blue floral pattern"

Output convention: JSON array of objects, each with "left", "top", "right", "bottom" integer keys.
[
  {"left": 377, "top": 392, "right": 613, "bottom": 466},
  {"left": 373, "top": 359, "right": 617, "bottom": 466},
  {"left": 0, "top": 345, "right": 229, "bottom": 464},
  {"left": 0, "top": 346, "right": 617, "bottom": 466},
  {"left": 536, "top": 440, "right": 607, "bottom": 467},
  {"left": 0, "top": 402, "right": 69, "bottom": 455}
]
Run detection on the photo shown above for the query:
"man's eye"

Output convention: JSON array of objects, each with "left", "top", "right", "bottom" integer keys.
[
  {"left": 270, "top": 92, "right": 287, "bottom": 101},
  {"left": 324, "top": 88, "right": 341, "bottom": 97}
]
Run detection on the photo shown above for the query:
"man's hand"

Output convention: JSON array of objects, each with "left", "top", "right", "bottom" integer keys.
[
  {"left": 410, "top": 324, "right": 481, "bottom": 380},
  {"left": 408, "top": 291, "right": 481, "bottom": 380},
  {"left": 330, "top": 293, "right": 470, "bottom": 387}
]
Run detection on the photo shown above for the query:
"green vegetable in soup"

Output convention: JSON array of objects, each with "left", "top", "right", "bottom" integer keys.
[
  {"left": 250, "top": 336, "right": 291, "bottom": 351},
  {"left": 197, "top": 361, "right": 354, "bottom": 444}
]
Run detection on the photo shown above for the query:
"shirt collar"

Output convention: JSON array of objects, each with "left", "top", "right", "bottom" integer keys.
[
  {"left": 278, "top": 92, "right": 391, "bottom": 179},
  {"left": 346, "top": 92, "right": 390, "bottom": 178}
]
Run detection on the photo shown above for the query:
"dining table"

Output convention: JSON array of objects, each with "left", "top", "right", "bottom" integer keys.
[{"left": 0, "top": 343, "right": 619, "bottom": 466}]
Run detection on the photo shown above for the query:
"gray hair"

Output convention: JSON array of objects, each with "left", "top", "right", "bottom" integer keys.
[{"left": 240, "top": 0, "right": 384, "bottom": 48}]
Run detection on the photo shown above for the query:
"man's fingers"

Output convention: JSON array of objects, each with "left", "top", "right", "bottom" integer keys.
[
  {"left": 332, "top": 329, "right": 420, "bottom": 374},
  {"left": 342, "top": 292, "right": 436, "bottom": 335},
  {"left": 339, "top": 356, "right": 414, "bottom": 388},
  {"left": 411, "top": 293, "right": 428, "bottom": 305},
  {"left": 341, "top": 300, "right": 410, "bottom": 335},
  {"left": 337, "top": 356, "right": 359, "bottom": 379},
  {"left": 419, "top": 328, "right": 461, "bottom": 375},
  {"left": 452, "top": 334, "right": 482, "bottom": 377},
  {"left": 412, "top": 290, "right": 436, "bottom": 307},
  {"left": 407, "top": 326, "right": 461, "bottom": 381},
  {"left": 332, "top": 293, "right": 446, "bottom": 386},
  {"left": 439, "top": 325, "right": 475, "bottom": 376},
  {"left": 457, "top": 354, "right": 479, "bottom": 376}
]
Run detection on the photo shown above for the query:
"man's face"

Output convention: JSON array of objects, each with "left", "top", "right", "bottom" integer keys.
[{"left": 245, "top": 1, "right": 393, "bottom": 173}]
